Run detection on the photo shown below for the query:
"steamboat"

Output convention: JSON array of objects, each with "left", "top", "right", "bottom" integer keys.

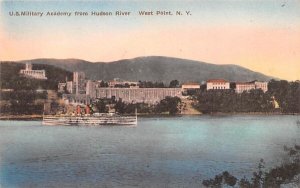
[{"left": 42, "top": 104, "right": 137, "bottom": 126}]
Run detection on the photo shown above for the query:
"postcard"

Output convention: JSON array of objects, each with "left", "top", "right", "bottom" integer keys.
[{"left": 0, "top": 1, "right": 299, "bottom": 187}]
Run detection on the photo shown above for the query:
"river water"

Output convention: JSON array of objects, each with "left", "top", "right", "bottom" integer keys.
[{"left": 0, "top": 115, "right": 299, "bottom": 187}]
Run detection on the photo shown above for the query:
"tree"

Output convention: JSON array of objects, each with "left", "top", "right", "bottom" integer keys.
[
  {"left": 169, "top": 80, "right": 179, "bottom": 88},
  {"left": 193, "top": 89, "right": 274, "bottom": 114},
  {"left": 114, "top": 99, "right": 126, "bottom": 114},
  {"left": 94, "top": 99, "right": 108, "bottom": 113},
  {"left": 156, "top": 96, "right": 181, "bottom": 114},
  {"left": 100, "top": 81, "right": 109, "bottom": 87},
  {"left": 268, "top": 80, "right": 300, "bottom": 113},
  {"left": 138, "top": 81, "right": 166, "bottom": 88},
  {"left": 202, "top": 171, "right": 237, "bottom": 187},
  {"left": 203, "top": 144, "right": 300, "bottom": 187}
]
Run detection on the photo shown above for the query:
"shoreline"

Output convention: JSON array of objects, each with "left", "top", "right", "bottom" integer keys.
[
  {"left": 0, "top": 112, "right": 299, "bottom": 121},
  {"left": 0, "top": 114, "right": 43, "bottom": 120}
]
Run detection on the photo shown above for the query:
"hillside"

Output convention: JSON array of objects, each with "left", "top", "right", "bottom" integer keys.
[
  {"left": 12, "top": 56, "right": 275, "bottom": 82},
  {"left": 0, "top": 62, "right": 72, "bottom": 90}
]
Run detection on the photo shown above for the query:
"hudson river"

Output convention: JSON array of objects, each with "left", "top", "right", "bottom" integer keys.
[{"left": 0, "top": 115, "right": 299, "bottom": 187}]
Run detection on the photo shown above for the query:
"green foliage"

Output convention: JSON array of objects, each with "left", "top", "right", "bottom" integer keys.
[
  {"left": 114, "top": 100, "right": 154, "bottom": 114},
  {"left": 194, "top": 80, "right": 300, "bottom": 114},
  {"left": 0, "top": 63, "right": 72, "bottom": 90},
  {"left": 0, "top": 91, "right": 47, "bottom": 101},
  {"left": 94, "top": 99, "right": 108, "bottom": 113},
  {"left": 194, "top": 89, "right": 274, "bottom": 113},
  {"left": 203, "top": 145, "right": 300, "bottom": 188},
  {"left": 169, "top": 80, "right": 179, "bottom": 88},
  {"left": 202, "top": 171, "right": 237, "bottom": 187},
  {"left": 0, "top": 90, "right": 45, "bottom": 115},
  {"left": 109, "top": 97, "right": 181, "bottom": 115},
  {"left": 268, "top": 79, "right": 300, "bottom": 113},
  {"left": 21, "top": 57, "right": 272, "bottom": 83},
  {"left": 114, "top": 99, "right": 126, "bottom": 114},
  {"left": 138, "top": 81, "right": 166, "bottom": 88},
  {"left": 0, "top": 62, "right": 71, "bottom": 115},
  {"left": 99, "top": 81, "right": 109, "bottom": 87},
  {"left": 155, "top": 96, "right": 181, "bottom": 114}
]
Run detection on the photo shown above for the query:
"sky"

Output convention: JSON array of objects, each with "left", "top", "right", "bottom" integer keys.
[{"left": 0, "top": 0, "right": 300, "bottom": 81}]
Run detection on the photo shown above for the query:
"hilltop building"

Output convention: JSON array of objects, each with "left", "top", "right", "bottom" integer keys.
[
  {"left": 206, "top": 79, "right": 230, "bottom": 90},
  {"left": 235, "top": 81, "right": 268, "bottom": 93},
  {"left": 19, "top": 63, "right": 47, "bottom": 80}
]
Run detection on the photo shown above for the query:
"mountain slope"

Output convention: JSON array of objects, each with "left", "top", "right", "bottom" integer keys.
[
  {"left": 0, "top": 62, "right": 72, "bottom": 90},
  {"left": 13, "top": 56, "right": 275, "bottom": 82}
]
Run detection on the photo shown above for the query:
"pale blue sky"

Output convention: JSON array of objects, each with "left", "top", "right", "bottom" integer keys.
[{"left": 2, "top": 0, "right": 300, "bottom": 36}]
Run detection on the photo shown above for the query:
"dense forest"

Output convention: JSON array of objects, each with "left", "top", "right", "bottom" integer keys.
[
  {"left": 0, "top": 91, "right": 46, "bottom": 115},
  {"left": 193, "top": 80, "right": 300, "bottom": 114}
]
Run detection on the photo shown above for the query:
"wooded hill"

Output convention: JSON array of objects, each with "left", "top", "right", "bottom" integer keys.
[
  {"left": 0, "top": 62, "right": 72, "bottom": 90},
  {"left": 15, "top": 56, "right": 275, "bottom": 82}
]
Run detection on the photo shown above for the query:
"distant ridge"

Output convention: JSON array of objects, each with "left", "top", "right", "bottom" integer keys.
[{"left": 9, "top": 56, "right": 275, "bottom": 82}]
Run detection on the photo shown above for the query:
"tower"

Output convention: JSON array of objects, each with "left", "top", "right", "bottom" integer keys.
[{"left": 73, "top": 72, "right": 86, "bottom": 94}]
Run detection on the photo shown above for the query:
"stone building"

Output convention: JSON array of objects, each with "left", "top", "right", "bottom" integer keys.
[
  {"left": 235, "top": 81, "right": 268, "bottom": 93},
  {"left": 19, "top": 63, "right": 47, "bottom": 80},
  {"left": 73, "top": 72, "right": 86, "bottom": 94},
  {"left": 206, "top": 79, "right": 230, "bottom": 90},
  {"left": 95, "top": 88, "right": 182, "bottom": 104},
  {"left": 181, "top": 82, "right": 200, "bottom": 95},
  {"left": 86, "top": 80, "right": 98, "bottom": 98}
]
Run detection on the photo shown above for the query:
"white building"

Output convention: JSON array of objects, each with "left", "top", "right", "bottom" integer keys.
[
  {"left": 206, "top": 79, "right": 230, "bottom": 90},
  {"left": 181, "top": 82, "right": 200, "bottom": 90},
  {"left": 19, "top": 63, "right": 47, "bottom": 80},
  {"left": 235, "top": 81, "right": 268, "bottom": 93},
  {"left": 254, "top": 81, "right": 268, "bottom": 93}
]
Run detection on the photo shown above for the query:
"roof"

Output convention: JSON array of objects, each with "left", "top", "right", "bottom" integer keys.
[
  {"left": 182, "top": 82, "right": 200, "bottom": 85},
  {"left": 206, "top": 79, "right": 228, "bottom": 83},
  {"left": 236, "top": 80, "right": 267, "bottom": 85},
  {"left": 235, "top": 82, "right": 254, "bottom": 85}
]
